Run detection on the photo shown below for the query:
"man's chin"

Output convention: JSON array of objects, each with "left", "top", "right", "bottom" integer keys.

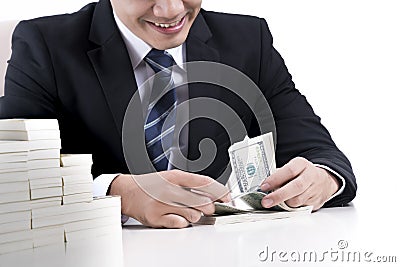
[{"left": 149, "top": 36, "right": 187, "bottom": 50}]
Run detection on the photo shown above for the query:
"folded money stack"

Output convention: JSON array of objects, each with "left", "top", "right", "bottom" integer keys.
[
  {"left": 0, "top": 138, "right": 31, "bottom": 254},
  {"left": 0, "top": 119, "right": 121, "bottom": 254},
  {"left": 32, "top": 195, "right": 121, "bottom": 243},
  {"left": 25, "top": 120, "right": 62, "bottom": 202},
  {"left": 61, "top": 154, "right": 93, "bottom": 204},
  {"left": 196, "top": 133, "right": 312, "bottom": 225},
  {"left": 0, "top": 119, "right": 61, "bottom": 253},
  {"left": 60, "top": 154, "right": 122, "bottom": 242},
  {"left": 63, "top": 196, "right": 121, "bottom": 242}
]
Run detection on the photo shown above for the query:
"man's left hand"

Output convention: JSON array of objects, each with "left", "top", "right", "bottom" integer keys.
[{"left": 260, "top": 157, "right": 340, "bottom": 211}]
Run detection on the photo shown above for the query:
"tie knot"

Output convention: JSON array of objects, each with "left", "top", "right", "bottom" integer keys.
[{"left": 145, "top": 49, "right": 175, "bottom": 73}]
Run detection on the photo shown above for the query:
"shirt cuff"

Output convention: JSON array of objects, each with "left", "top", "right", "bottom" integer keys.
[
  {"left": 93, "top": 173, "right": 142, "bottom": 226},
  {"left": 92, "top": 173, "right": 120, "bottom": 197},
  {"left": 313, "top": 164, "right": 346, "bottom": 202}
]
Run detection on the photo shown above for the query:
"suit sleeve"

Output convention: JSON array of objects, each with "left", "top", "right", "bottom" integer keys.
[
  {"left": 254, "top": 18, "right": 357, "bottom": 207},
  {"left": 0, "top": 20, "right": 58, "bottom": 119}
]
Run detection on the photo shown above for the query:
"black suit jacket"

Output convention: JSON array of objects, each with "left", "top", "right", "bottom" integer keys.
[{"left": 0, "top": 0, "right": 356, "bottom": 207}]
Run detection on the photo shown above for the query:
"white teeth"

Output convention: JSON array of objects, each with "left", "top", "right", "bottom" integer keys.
[{"left": 154, "top": 19, "right": 180, "bottom": 28}]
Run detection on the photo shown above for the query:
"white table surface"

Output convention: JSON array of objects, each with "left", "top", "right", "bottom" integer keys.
[{"left": 1, "top": 203, "right": 398, "bottom": 267}]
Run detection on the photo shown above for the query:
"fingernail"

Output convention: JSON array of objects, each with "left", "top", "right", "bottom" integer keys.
[
  {"left": 260, "top": 182, "right": 271, "bottom": 191},
  {"left": 262, "top": 198, "right": 274, "bottom": 207}
]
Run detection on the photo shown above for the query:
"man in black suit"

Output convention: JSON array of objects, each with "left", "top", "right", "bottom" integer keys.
[{"left": 0, "top": 0, "right": 357, "bottom": 228}]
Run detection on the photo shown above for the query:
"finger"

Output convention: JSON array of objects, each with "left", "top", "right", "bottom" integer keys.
[
  {"left": 157, "top": 214, "right": 190, "bottom": 229},
  {"left": 133, "top": 170, "right": 229, "bottom": 201},
  {"left": 195, "top": 203, "right": 215, "bottom": 216},
  {"left": 304, "top": 192, "right": 325, "bottom": 211},
  {"left": 142, "top": 200, "right": 210, "bottom": 227},
  {"left": 188, "top": 187, "right": 231, "bottom": 203},
  {"left": 132, "top": 171, "right": 230, "bottom": 207},
  {"left": 154, "top": 184, "right": 215, "bottom": 208},
  {"left": 285, "top": 186, "right": 314, "bottom": 208},
  {"left": 165, "top": 206, "right": 203, "bottom": 223},
  {"left": 141, "top": 184, "right": 216, "bottom": 214},
  {"left": 260, "top": 157, "right": 309, "bottom": 191},
  {"left": 166, "top": 170, "right": 231, "bottom": 202},
  {"left": 172, "top": 195, "right": 216, "bottom": 215},
  {"left": 261, "top": 174, "right": 312, "bottom": 208},
  {"left": 169, "top": 190, "right": 217, "bottom": 213},
  {"left": 132, "top": 171, "right": 230, "bottom": 205},
  {"left": 156, "top": 205, "right": 210, "bottom": 228}
]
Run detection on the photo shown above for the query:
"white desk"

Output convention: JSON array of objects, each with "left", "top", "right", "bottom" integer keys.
[{"left": 1, "top": 204, "right": 398, "bottom": 267}]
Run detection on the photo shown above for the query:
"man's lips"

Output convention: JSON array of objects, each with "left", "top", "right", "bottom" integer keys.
[{"left": 147, "top": 16, "right": 186, "bottom": 34}]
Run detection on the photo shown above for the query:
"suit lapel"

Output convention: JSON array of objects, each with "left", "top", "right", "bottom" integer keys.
[
  {"left": 186, "top": 11, "right": 219, "bottom": 63},
  {"left": 185, "top": 12, "right": 229, "bottom": 176},
  {"left": 87, "top": 0, "right": 139, "bottom": 136}
]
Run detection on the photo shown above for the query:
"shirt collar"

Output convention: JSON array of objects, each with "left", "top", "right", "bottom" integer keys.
[{"left": 113, "top": 13, "right": 184, "bottom": 70}]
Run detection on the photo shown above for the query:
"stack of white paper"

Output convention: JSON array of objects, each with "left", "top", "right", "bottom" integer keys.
[
  {"left": 0, "top": 119, "right": 62, "bottom": 253},
  {"left": 31, "top": 196, "right": 121, "bottom": 242},
  {"left": 5, "top": 120, "right": 64, "bottom": 200},
  {"left": 0, "top": 141, "right": 30, "bottom": 205},
  {"left": 60, "top": 154, "right": 93, "bottom": 204},
  {"left": 0, "top": 119, "right": 122, "bottom": 253},
  {"left": 64, "top": 196, "right": 122, "bottom": 242},
  {"left": 0, "top": 126, "right": 32, "bottom": 254},
  {"left": 0, "top": 230, "right": 33, "bottom": 255},
  {"left": 0, "top": 200, "right": 31, "bottom": 234},
  {"left": 0, "top": 119, "right": 62, "bottom": 200},
  {"left": 0, "top": 202, "right": 33, "bottom": 255},
  {"left": 32, "top": 225, "right": 64, "bottom": 248},
  {"left": 30, "top": 196, "right": 62, "bottom": 209}
]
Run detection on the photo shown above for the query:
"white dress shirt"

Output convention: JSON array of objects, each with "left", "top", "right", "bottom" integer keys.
[{"left": 93, "top": 13, "right": 188, "bottom": 197}]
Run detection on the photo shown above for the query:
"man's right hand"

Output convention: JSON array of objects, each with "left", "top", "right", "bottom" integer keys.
[{"left": 109, "top": 170, "right": 230, "bottom": 228}]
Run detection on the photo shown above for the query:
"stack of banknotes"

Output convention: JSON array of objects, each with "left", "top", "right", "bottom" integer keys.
[
  {"left": 196, "top": 132, "right": 312, "bottom": 225},
  {"left": 61, "top": 154, "right": 93, "bottom": 204},
  {"left": 0, "top": 119, "right": 121, "bottom": 254}
]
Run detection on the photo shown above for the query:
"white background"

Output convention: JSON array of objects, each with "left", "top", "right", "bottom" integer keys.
[{"left": 1, "top": 0, "right": 400, "bottom": 211}]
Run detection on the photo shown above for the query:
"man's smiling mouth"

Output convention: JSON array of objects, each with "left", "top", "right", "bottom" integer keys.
[
  {"left": 147, "top": 15, "right": 187, "bottom": 34},
  {"left": 153, "top": 18, "right": 182, "bottom": 28}
]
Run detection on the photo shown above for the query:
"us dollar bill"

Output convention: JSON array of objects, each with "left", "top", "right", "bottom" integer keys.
[
  {"left": 228, "top": 133, "right": 276, "bottom": 194},
  {"left": 215, "top": 132, "right": 298, "bottom": 214}
]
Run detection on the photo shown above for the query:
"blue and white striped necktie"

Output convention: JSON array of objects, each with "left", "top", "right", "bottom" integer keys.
[{"left": 144, "top": 49, "right": 177, "bottom": 171}]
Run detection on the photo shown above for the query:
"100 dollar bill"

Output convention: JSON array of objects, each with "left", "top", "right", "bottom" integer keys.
[
  {"left": 218, "top": 132, "right": 300, "bottom": 214},
  {"left": 228, "top": 133, "right": 276, "bottom": 194}
]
